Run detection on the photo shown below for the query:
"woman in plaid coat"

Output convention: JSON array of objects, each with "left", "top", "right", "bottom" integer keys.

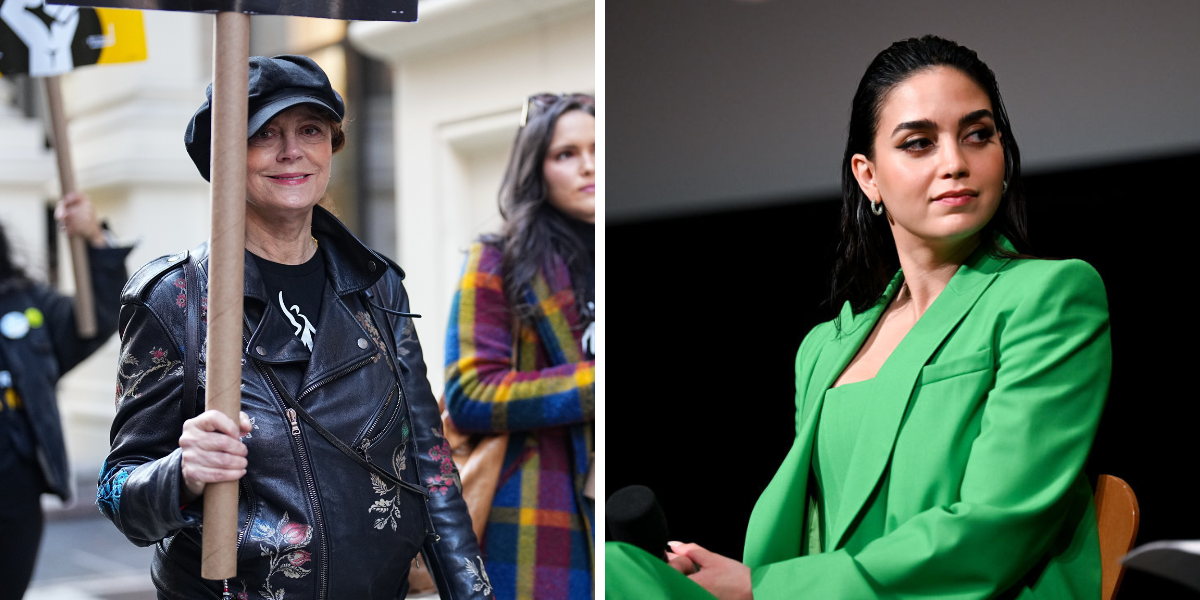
[{"left": 445, "top": 93, "right": 596, "bottom": 600}]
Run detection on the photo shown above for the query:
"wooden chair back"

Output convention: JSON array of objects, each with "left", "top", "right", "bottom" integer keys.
[{"left": 1095, "top": 474, "right": 1139, "bottom": 600}]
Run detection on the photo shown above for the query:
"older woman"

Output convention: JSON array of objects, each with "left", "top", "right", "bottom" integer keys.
[
  {"left": 607, "top": 35, "right": 1110, "bottom": 599},
  {"left": 99, "top": 55, "right": 491, "bottom": 600}
]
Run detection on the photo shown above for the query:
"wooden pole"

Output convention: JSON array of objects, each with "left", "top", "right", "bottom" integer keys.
[
  {"left": 201, "top": 10, "right": 250, "bottom": 581},
  {"left": 43, "top": 75, "right": 97, "bottom": 339}
]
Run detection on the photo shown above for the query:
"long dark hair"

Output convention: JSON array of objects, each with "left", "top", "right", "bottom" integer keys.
[
  {"left": 490, "top": 94, "right": 595, "bottom": 328},
  {"left": 832, "top": 35, "right": 1031, "bottom": 318},
  {"left": 0, "top": 221, "right": 33, "bottom": 295}
]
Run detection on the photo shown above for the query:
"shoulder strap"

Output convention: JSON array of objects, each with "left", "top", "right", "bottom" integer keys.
[{"left": 183, "top": 252, "right": 203, "bottom": 420}]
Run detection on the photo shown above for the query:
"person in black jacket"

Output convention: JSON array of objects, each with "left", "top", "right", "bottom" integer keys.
[
  {"left": 98, "top": 55, "right": 491, "bottom": 600},
  {"left": 0, "top": 191, "right": 131, "bottom": 599}
]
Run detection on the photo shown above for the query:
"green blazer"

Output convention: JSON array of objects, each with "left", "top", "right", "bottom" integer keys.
[{"left": 745, "top": 245, "right": 1111, "bottom": 599}]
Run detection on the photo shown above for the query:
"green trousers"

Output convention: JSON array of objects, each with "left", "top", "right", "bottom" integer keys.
[{"left": 605, "top": 542, "right": 716, "bottom": 600}]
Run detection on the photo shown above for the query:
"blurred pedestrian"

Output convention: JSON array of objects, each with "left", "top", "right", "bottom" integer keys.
[
  {"left": 0, "top": 191, "right": 130, "bottom": 599},
  {"left": 444, "top": 92, "right": 596, "bottom": 599}
]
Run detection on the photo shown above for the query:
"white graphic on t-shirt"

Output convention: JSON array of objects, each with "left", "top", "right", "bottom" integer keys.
[{"left": 279, "top": 291, "right": 316, "bottom": 351}]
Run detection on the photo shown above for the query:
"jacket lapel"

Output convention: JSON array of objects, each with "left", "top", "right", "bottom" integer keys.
[
  {"left": 803, "top": 276, "right": 903, "bottom": 422},
  {"left": 297, "top": 287, "right": 379, "bottom": 396},
  {"left": 745, "top": 279, "right": 898, "bottom": 566},
  {"left": 742, "top": 277, "right": 897, "bottom": 564},
  {"left": 827, "top": 245, "right": 1009, "bottom": 549}
]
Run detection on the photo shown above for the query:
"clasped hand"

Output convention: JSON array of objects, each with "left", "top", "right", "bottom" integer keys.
[
  {"left": 179, "top": 409, "right": 253, "bottom": 503},
  {"left": 667, "top": 541, "right": 753, "bottom": 600},
  {"left": 54, "top": 192, "right": 107, "bottom": 247}
]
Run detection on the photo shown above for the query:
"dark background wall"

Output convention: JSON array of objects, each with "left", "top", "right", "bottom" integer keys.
[{"left": 608, "top": 151, "right": 1200, "bottom": 596}]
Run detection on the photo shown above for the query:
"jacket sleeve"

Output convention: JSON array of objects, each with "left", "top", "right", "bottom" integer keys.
[
  {"left": 751, "top": 260, "right": 1111, "bottom": 599},
  {"left": 36, "top": 245, "right": 132, "bottom": 375},
  {"left": 443, "top": 242, "right": 594, "bottom": 433},
  {"left": 98, "top": 299, "right": 202, "bottom": 546},
  {"left": 377, "top": 272, "right": 493, "bottom": 599}
]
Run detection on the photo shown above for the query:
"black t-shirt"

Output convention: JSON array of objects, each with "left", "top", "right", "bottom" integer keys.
[{"left": 251, "top": 249, "right": 327, "bottom": 395}]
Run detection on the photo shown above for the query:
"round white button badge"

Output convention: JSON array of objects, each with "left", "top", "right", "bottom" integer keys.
[{"left": 1, "top": 311, "right": 31, "bottom": 339}]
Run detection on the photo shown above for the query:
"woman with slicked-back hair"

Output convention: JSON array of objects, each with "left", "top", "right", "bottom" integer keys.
[{"left": 607, "top": 35, "right": 1110, "bottom": 599}]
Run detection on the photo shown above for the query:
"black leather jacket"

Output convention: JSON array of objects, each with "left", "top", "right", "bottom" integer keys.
[
  {"left": 99, "top": 207, "right": 492, "bottom": 600},
  {"left": 0, "top": 245, "right": 130, "bottom": 500}
]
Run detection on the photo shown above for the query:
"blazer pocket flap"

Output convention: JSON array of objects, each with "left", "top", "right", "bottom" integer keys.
[{"left": 918, "top": 348, "right": 993, "bottom": 386}]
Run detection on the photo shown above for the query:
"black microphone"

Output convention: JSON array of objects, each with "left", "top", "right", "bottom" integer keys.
[{"left": 607, "top": 485, "right": 670, "bottom": 562}]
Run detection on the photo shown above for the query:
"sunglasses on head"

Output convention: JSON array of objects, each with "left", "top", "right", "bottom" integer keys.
[{"left": 520, "top": 93, "right": 594, "bottom": 127}]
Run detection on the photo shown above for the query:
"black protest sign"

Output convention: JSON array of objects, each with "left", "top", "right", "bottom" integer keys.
[{"left": 46, "top": 0, "right": 416, "bottom": 22}]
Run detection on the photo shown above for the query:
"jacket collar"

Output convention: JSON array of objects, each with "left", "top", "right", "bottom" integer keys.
[
  {"left": 238, "top": 204, "right": 390, "bottom": 303},
  {"left": 193, "top": 205, "right": 389, "bottom": 382},
  {"left": 244, "top": 278, "right": 382, "bottom": 397},
  {"left": 810, "top": 236, "right": 1012, "bottom": 549},
  {"left": 833, "top": 235, "right": 1013, "bottom": 336},
  {"left": 195, "top": 204, "right": 394, "bottom": 304}
]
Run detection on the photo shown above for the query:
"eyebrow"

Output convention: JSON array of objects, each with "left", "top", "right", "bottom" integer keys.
[
  {"left": 891, "top": 109, "right": 995, "bottom": 136},
  {"left": 547, "top": 142, "right": 584, "bottom": 153}
]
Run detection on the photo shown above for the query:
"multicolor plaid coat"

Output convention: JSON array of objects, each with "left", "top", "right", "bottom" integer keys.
[{"left": 445, "top": 241, "right": 595, "bottom": 600}]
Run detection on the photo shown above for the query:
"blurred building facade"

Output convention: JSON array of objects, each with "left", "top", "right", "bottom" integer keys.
[{"left": 0, "top": 0, "right": 594, "bottom": 507}]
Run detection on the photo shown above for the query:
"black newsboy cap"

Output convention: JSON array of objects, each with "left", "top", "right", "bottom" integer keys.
[{"left": 184, "top": 54, "right": 345, "bottom": 181}]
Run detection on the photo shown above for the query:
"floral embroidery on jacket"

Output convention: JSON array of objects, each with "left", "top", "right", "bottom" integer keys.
[
  {"left": 232, "top": 580, "right": 250, "bottom": 600},
  {"left": 368, "top": 444, "right": 408, "bottom": 531},
  {"left": 248, "top": 512, "right": 313, "bottom": 600},
  {"left": 96, "top": 461, "right": 133, "bottom": 517},
  {"left": 173, "top": 277, "right": 209, "bottom": 323},
  {"left": 115, "top": 347, "right": 181, "bottom": 409},
  {"left": 425, "top": 427, "right": 460, "bottom": 496},
  {"left": 462, "top": 556, "right": 492, "bottom": 596},
  {"left": 397, "top": 319, "right": 414, "bottom": 357}
]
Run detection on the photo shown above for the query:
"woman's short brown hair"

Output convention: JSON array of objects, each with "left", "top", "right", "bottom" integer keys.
[
  {"left": 329, "top": 118, "right": 346, "bottom": 154},
  {"left": 295, "top": 104, "right": 345, "bottom": 153}
]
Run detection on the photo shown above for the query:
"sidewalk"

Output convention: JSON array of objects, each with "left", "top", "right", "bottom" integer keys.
[
  {"left": 26, "top": 501, "right": 156, "bottom": 600},
  {"left": 27, "top": 489, "right": 437, "bottom": 600}
]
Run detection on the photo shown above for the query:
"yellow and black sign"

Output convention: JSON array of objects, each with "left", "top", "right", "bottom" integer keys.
[{"left": 0, "top": 0, "right": 146, "bottom": 77}]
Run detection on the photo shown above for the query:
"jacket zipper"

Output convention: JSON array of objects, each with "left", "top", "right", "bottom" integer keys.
[
  {"left": 235, "top": 478, "right": 256, "bottom": 554},
  {"left": 253, "top": 360, "right": 330, "bottom": 600},
  {"left": 357, "top": 385, "right": 401, "bottom": 462},
  {"left": 296, "top": 355, "right": 377, "bottom": 403},
  {"left": 297, "top": 354, "right": 406, "bottom": 480}
]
